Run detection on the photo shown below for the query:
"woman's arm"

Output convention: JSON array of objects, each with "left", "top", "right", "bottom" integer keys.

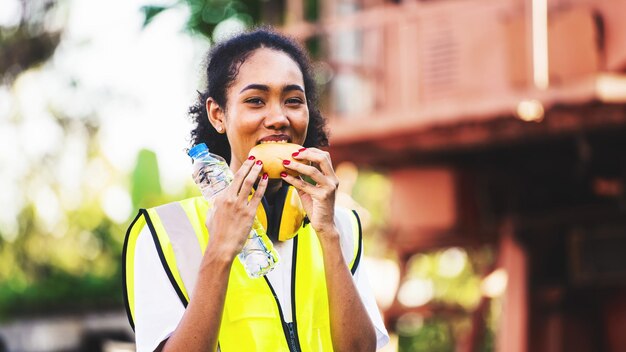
[
  {"left": 281, "top": 149, "right": 377, "bottom": 352},
  {"left": 317, "top": 226, "right": 377, "bottom": 352},
  {"left": 157, "top": 158, "right": 268, "bottom": 352},
  {"left": 155, "top": 245, "right": 232, "bottom": 352}
]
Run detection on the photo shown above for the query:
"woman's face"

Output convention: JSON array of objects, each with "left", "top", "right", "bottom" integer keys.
[{"left": 221, "top": 48, "right": 309, "bottom": 170}]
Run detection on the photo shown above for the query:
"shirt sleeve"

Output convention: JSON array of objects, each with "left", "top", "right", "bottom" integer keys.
[
  {"left": 133, "top": 225, "right": 186, "bottom": 352},
  {"left": 335, "top": 209, "right": 391, "bottom": 350}
]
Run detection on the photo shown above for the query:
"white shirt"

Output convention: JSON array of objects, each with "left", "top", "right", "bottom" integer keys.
[{"left": 133, "top": 208, "right": 389, "bottom": 351}]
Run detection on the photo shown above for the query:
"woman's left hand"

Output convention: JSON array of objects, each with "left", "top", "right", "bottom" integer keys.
[
  {"left": 280, "top": 147, "right": 339, "bottom": 237},
  {"left": 283, "top": 148, "right": 377, "bottom": 352}
]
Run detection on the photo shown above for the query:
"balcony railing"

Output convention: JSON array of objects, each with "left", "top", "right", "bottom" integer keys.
[{"left": 282, "top": 0, "right": 626, "bottom": 145}]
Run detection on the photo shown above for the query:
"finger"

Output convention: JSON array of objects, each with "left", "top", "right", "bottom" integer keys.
[
  {"left": 229, "top": 156, "right": 257, "bottom": 197},
  {"left": 282, "top": 159, "right": 327, "bottom": 184},
  {"left": 237, "top": 160, "right": 263, "bottom": 202},
  {"left": 248, "top": 173, "right": 268, "bottom": 209},
  {"left": 280, "top": 172, "right": 322, "bottom": 197},
  {"left": 292, "top": 148, "right": 335, "bottom": 176}
]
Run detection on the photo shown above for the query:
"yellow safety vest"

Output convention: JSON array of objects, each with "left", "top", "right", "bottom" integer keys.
[{"left": 123, "top": 195, "right": 363, "bottom": 352}]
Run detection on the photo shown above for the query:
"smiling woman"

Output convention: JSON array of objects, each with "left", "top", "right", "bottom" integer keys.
[
  {"left": 123, "top": 28, "right": 389, "bottom": 352},
  {"left": 204, "top": 48, "right": 309, "bottom": 174},
  {"left": 188, "top": 28, "right": 328, "bottom": 166}
]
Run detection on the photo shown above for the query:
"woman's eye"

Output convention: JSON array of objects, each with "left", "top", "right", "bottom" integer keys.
[
  {"left": 286, "top": 97, "right": 304, "bottom": 106},
  {"left": 245, "top": 98, "right": 264, "bottom": 106}
]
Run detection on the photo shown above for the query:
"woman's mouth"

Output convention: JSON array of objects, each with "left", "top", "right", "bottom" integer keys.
[{"left": 258, "top": 135, "right": 291, "bottom": 144}]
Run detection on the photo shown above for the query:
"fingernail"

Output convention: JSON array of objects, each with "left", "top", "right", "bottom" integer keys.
[
  {"left": 248, "top": 155, "right": 255, "bottom": 160},
  {"left": 280, "top": 171, "right": 288, "bottom": 178},
  {"left": 292, "top": 152, "right": 299, "bottom": 157},
  {"left": 262, "top": 173, "right": 268, "bottom": 180},
  {"left": 256, "top": 160, "right": 263, "bottom": 165},
  {"left": 298, "top": 147, "right": 306, "bottom": 152},
  {"left": 283, "top": 160, "right": 291, "bottom": 165}
]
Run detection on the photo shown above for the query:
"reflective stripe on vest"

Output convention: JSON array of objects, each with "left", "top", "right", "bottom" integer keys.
[
  {"left": 123, "top": 197, "right": 363, "bottom": 351},
  {"left": 152, "top": 202, "right": 202, "bottom": 297}
]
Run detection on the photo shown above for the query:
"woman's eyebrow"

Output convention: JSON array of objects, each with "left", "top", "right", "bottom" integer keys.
[
  {"left": 239, "top": 83, "right": 304, "bottom": 94},
  {"left": 239, "top": 84, "right": 269, "bottom": 93},
  {"left": 283, "top": 84, "right": 304, "bottom": 93}
]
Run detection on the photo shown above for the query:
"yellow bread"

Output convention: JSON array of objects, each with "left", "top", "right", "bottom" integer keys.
[{"left": 248, "top": 143, "right": 305, "bottom": 179}]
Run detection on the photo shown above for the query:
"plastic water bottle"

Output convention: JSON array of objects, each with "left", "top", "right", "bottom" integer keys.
[{"left": 188, "top": 143, "right": 279, "bottom": 278}]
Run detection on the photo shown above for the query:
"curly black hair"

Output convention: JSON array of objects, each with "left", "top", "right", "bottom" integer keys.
[{"left": 188, "top": 27, "right": 329, "bottom": 164}]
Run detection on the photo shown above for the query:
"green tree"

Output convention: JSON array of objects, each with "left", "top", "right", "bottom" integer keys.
[
  {"left": 141, "top": 0, "right": 263, "bottom": 40},
  {"left": 0, "top": 0, "right": 62, "bottom": 83}
]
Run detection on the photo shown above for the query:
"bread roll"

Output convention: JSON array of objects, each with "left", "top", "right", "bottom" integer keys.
[{"left": 248, "top": 143, "right": 305, "bottom": 179}]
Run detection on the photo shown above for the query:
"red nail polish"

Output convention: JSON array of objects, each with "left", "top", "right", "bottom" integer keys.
[
  {"left": 262, "top": 173, "right": 268, "bottom": 180},
  {"left": 283, "top": 160, "right": 291, "bottom": 165},
  {"left": 298, "top": 147, "right": 306, "bottom": 152},
  {"left": 256, "top": 160, "right": 263, "bottom": 165},
  {"left": 292, "top": 152, "right": 299, "bottom": 157},
  {"left": 280, "top": 172, "right": 288, "bottom": 178},
  {"left": 248, "top": 155, "right": 255, "bottom": 160}
]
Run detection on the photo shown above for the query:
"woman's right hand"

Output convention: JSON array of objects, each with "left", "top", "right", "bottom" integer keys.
[{"left": 204, "top": 157, "right": 268, "bottom": 262}]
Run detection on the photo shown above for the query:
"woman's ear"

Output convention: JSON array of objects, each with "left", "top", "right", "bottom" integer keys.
[{"left": 206, "top": 97, "right": 225, "bottom": 133}]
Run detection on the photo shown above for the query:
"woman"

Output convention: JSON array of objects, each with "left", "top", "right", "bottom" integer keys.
[{"left": 123, "top": 28, "right": 389, "bottom": 351}]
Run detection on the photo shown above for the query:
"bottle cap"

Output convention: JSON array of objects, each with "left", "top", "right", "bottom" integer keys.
[{"left": 188, "top": 143, "right": 209, "bottom": 158}]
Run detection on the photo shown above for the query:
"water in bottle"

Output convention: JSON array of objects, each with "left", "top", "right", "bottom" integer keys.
[{"left": 188, "top": 143, "right": 279, "bottom": 278}]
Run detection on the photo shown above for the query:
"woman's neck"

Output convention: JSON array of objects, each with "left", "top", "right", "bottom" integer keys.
[{"left": 265, "top": 180, "right": 283, "bottom": 199}]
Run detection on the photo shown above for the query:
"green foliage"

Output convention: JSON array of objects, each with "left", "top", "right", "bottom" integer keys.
[
  {"left": 0, "top": 0, "right": 63, "bottom": 81},
  {"left": 305, "top": 0, "right": 319, "bottom": 22},
  {"left": 0, "top": 146, "right": 193, "bottom": 320},
  {"left": 399, "top": 318, "right": 454, "bottom": 352},
  {"left": 352, "top": 171, "right": 391, "bottom": 230},
  {"left": 141, "top": 0, "right": 322, "bottom": 40},
  {"left": 0, "top": 264, "right": 123, "bottom": 319},
  {"left": 131, "top": 149, "right": 163, "bottom": 209},
  {"left": 479, "top": 322, "right": 495, "bottom": 352},
  {"left": 0, "top": 79, "right": 190, "bottom": 319},
  {"left": 141, "top": 0, "right": 262, "bottom": 40},
  {"left": 0, "top": 208, "right": 125, "bottom": 320},
  {"left": 405, "top": 248, "right": 487, "bottom": 310},
  {"left": 350, "top": 170, "right": 393, "bottom": 257},
  {"left": 305, "top": 36, "right": 322, "bottom": 61},
  {"left": 347, "top": 168, "right": 497, "bottom": 350},
  {"left": 140, "top": 5, "right": 173, "bottom": 27}
]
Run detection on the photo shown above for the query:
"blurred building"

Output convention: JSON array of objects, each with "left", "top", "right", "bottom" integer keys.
[{"left": 281, "top": 0, "right": 626, "bottom": 351}]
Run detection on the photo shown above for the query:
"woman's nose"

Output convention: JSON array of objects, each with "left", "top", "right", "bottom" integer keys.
[{"left": 264, "top": 105, "right": 289, "bottom": 130}]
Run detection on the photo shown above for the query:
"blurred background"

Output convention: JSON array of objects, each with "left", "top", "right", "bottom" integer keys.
[{"left": 2, "top": 0, "right": 626, "bottom": 351}]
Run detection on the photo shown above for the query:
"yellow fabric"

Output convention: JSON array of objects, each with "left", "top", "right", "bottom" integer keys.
[
  {"left": 255, "top": 195, "right": 269, "bottom": 230},
  {"left": 278, "top": 186, "right": 307, "bottom": 241},
  {"left": 347, "top": 210, "right": 361, "bottom": 270},
  {"left": 123, "top": 212, "right": 146, "bottom": 330},
  {"left": 219, "top": 219, "right": 351, "bottom": 352},
  {"left": 219, "top": 255, "right": 292, "bottom": 351},
  {"left": 293, "top": 227, "right": 334, "bottom": 351},
  {"left": 123, "top": 192, "right": 362, "bottom": 350},
  {"left": 250, "top": 186, "right": 306, "bottom": 242}
]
